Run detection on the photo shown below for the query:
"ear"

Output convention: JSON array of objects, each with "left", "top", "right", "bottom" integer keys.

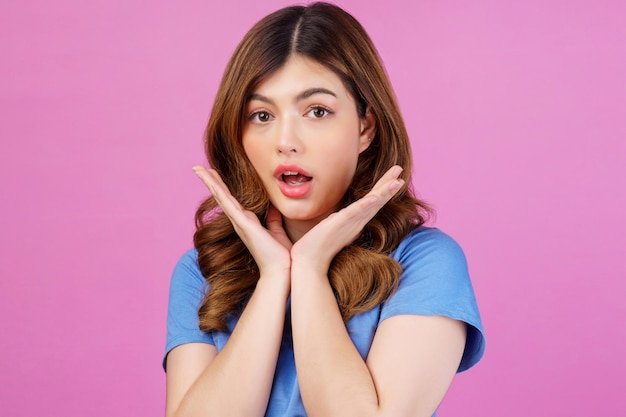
[{"left": 358, "top": 107, "right": 377, "bottom": 153}]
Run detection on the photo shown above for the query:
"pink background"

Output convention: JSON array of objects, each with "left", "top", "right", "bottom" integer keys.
[{"left": 1, "top": 1, "right": 624, "bottom": 415}]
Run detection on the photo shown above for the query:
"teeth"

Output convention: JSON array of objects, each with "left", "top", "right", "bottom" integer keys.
[{"left": 283, "top": 171, "right": 299, "bottom": 175}]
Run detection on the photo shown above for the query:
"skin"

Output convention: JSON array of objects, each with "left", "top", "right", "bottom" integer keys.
[
  {"left": 242, "top": 56, "right": 375, "bottom": 242},
  {"left": 165, "top": 55, "right": 467, "bottom": 417}
]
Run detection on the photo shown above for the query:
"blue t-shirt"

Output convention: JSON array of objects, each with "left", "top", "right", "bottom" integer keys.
[{"left": 164, "top": 227, "right": 486, "bottom": 416}]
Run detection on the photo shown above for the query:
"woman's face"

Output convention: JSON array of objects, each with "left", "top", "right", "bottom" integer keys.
[{"left": 242, "top": 55, "right": 375, "bottom": 240}]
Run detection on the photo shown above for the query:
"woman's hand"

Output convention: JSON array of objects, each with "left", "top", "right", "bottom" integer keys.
[
  {"left": 193, "top": 166, "right": 292, "bottom": 276},
  {"left": 291, "top": 165, "right": 404, "bottom": 272}
]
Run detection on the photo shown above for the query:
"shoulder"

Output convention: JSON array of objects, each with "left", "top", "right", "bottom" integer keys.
[
  {"left": 172, "top": 249, "right": 201, "bottom": 276},
  {"left": 167, "top": 249, "right": 208, "bottom": 320},
  {"left": 385, "top": 226, "right": 486, "bottom": 371},
  {"left": 170, "top": 249, "right": 204, "bottom": 290},
  {"left": 392, "top": 226, "right": 468, "bottom": 276},
  {"left": 394, "top": 226, "right": 465, "bottom": 255},
  {"left": 164, "top": 249, "right": 215, "bottom": 369},
  {"left": 388, "top": 226, "right": 470, "bottom": 298}
]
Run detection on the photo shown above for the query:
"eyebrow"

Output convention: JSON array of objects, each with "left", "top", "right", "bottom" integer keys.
[{"left": 247, "top": 88, "right": 337, "bottom": 105}]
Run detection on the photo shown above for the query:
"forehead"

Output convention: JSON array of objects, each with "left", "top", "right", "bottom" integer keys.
[{"left": 251, "top": 55, "right": 350, "bottom": 99}]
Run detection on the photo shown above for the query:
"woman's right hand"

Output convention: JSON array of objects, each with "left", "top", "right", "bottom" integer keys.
[
  {"left": 167, "top": 169, "right": 293, "bottom": 417},
  {"left": 193, "top": 166, "right": 292, "bottom": 277}
]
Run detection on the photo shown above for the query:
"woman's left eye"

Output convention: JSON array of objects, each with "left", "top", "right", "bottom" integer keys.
[{"left": 306, "top": 106, "right": 332, "bottom": 118}]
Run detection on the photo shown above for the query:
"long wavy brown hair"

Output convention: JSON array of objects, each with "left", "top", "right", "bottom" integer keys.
[{"left": 194, "top": 2, "right": 431, "bottom": 332}]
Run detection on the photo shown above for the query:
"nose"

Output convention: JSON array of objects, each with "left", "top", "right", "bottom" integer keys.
[{"left": 276, "top": 117, "right": 302, "bottom": 154}]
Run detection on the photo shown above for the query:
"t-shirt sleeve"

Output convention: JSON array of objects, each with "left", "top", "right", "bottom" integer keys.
[
  {"left": 163, "top": 249, "right": 215, "bottom": 371},
  {"left": 381, "top": 228, "right": 486, "bottom": 372}
]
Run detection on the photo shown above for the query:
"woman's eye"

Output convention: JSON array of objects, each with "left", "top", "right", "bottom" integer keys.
[
  {"left": 307, "top": 106, "right": 331, "bottom": 118},
  {"left": 249, "top": 111, "right": 272, "bottom": 123}
]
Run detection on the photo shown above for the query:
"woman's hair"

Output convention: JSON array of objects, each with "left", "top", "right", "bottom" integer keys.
[{"left": 194, "top": 2, "right": 431, "bottom": 331}]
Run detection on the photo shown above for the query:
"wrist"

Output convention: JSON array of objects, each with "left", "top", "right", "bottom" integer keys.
[
  {"left": 258, "top": 268, "right": 291, "bottom": 295},
  {"left": 290, "top": 242, "right": 337, "bottom": 276},
  {"left": 290, "top": 257, "right": 330, "bottom": 279}
]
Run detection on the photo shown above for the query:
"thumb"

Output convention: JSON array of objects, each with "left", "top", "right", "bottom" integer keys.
[
  {"left": 266, "top": 205, "right": 292, "bottom": 248},
  {"left": 266, "top": 205, "right": 284, "bottom": 233}
]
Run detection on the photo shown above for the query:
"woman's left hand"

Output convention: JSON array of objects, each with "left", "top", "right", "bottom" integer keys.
[{"left": 291, "top": 165, "right": 404, "bottom": 272}]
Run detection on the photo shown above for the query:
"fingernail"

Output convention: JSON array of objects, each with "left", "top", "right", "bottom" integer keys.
[{"left": 393, "top": 165, "right": 403, "bottom": 177}]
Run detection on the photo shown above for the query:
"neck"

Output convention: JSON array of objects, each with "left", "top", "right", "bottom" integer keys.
[{"left": 283, "top": 218, "right": 317, "bottom": 243}]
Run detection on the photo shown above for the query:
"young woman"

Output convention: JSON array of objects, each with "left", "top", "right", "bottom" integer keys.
[{"left": 164, "top": 3, "right": 485, "bottom": 417}]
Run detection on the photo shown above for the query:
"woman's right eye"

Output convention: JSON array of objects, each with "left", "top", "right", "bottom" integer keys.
[{"left": 248, "top": 111, "right": 273, "bottom": 123}]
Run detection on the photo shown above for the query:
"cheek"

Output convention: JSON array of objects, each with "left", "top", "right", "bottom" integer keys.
[
  {"left": 322, "top": 148, "right": 359, "bottom": 186},
  {"left": 325, "top": 136, "right": 359, "bottom": 160},
  {"left": 315, "top": 122, "right": 362, "bottom": 154},
  {"left": 316, "top": 129, "right": 361, "bottom": 173},
  {"left": 242, "top": 139, "right": 277, "bottom": 191},
  {"left": 242, "top": 137, "right": 263, "bottom": 167}
]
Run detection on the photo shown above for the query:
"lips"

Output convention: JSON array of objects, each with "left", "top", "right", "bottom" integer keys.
[
  {"left": 274, "top": 165, "right": 313, "bottom": 198},
  {"left": 274, "top": 165, "right": 312, "bottom": 181}
]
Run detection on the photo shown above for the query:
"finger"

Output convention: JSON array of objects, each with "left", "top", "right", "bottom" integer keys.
[
  {"left": 192, "top": 166, "right": 245, "bottom": 219},
  {"left": 266, "top": 205, "right": 283, "bottom": 231},
  {"left": 369, "top": 165, "right": 404, "bottom": 196},
  {"left": 192, "top": 166, "right": 231, "bottom": 203},
  {"left": 192, "top": 165, "right": 217, "bottom": 193},
  {"left": 330, "top": 166, "right": 403, "bottom": 236},
  {"left": 360, "top": 165, "right": 404, "bottom": 209},
  {"left": 266, "top": 205, "right": 293, "bottom": 249},
  {"left": 193, "top": 166, "right": 227, "bottom": 197}
]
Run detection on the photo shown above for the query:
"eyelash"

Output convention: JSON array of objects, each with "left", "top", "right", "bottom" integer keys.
[
  {"left": 247, "top": 110, "right": 273, "bottom": 124},
  {"left": 306, "top": 105, "right": 333, "bottom": 118},
  {"left": 246, "top": 106, "right": 334, "bottom": 124}
]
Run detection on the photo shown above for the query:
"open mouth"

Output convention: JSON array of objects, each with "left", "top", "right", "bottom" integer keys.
[
  {"left": 281, "top": 171, "right": 313, "bottom": 186},
  {"left": 274, "top": 165, "right": 314, "bottom": 198}
]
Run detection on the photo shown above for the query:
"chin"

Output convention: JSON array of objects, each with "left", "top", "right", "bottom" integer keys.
[
  {"left": 271, "top": 194, "right": 341, "bottom": 224},
  {"left": 279, "top": 209, "right": 324, "bottom": 222},
  {"left": 273, "top": 202, "right": 327, "bottom": 222}
]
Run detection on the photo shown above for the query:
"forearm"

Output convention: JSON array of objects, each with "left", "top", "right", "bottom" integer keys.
[
  {"left": 290, "top": 263, "right": 379, "bottom": 417},
  {"left": 174, "top": 274, "right": 290, "bottom": 417}
]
